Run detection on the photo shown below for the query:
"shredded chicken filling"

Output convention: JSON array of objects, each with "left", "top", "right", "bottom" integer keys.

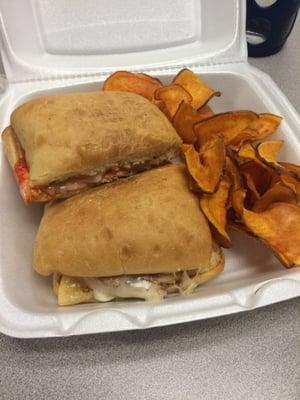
[
  {"left": 55, "top": 247, "right": 223, "bottom": 304},
  {"left": 41, "top": 155, "right": 173, "bottom": 197}
]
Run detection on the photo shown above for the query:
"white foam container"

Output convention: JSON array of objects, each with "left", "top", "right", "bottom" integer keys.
[{"left": 0, "top": 0, "right": 299, "bottom": 338}]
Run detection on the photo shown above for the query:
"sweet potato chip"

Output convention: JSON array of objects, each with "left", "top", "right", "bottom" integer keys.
[
  {"left": 225, "top": 156, "right": 242, "bottom": 209},
  {"left": 227, "top": 113, "right": 281, "bottom": 150},
  {"left": 225, "top": 156, "right": 242, "bottom": 192},
  {"left": 237, "top": 143, "right": 280, "bottom": 185},
  {"left": 248, "top": 113, "right": 282, "bottom": 139},
  {"left": 238, "top": 143, "right": 258, "bottom": 161},
  {"left": 237, "top": 158, "right": 257, "bottom": 204},
  {"left": 198, "top": 105, "right": 214, "bottom": 120},
  {"left": 154, "top": 84, "right": 192, "bottom": 119},
  {"left": 135, "top": 73, "right": 162, "bottom": 86},
  {"left": 173, "top": 103, "right": 214, "bottom": 144},
  {"left": 243, "top": 173, "right": 261, "bottom": 205},
  {"left": 242, "top": 203, "right": 300, "bottom": 267},
  {"left": 252, "top": 183, "right": 296, "bottom": 212},
  {"left": 187, "top": 174, "right": 201, "bottom": 193},
  {"left": 237, "top": 145, "right": 271, "bottom": 203},
  {"left": 183, "top": 135, "right": 225, "bottom": 193},
  {"left": 231, "top": 188, "right": 246, "bottom": 216},
  {"left": 103, "top": 71, "right": 162, "bottom": 100},
  {"left": 194, "top": 111, "right": 259, "bottom": 146},
  {"left": 238, "top": 159, "right": 280, "bottom": 208},
  {"left": 173, "top": 69, "right": 220, "bottom": 110},
  {"left": 279, "top": 162, "right": 300, "bottom": 180},
  {"left": 173, "top": 101, "right": 206, "bottom": 144},
  {"left": 280, "top": 174, "right": 300, "bottom": 201},
  {"left": 239, "top": 160, "right": 279, "bottom": 195},
  {"left": 257, "top": 140, "right": 284, "bottom": 166},
  {"left": 238, "top": 143, "right": 297, "bottom": 192},
  {"left": 200, "top": 178, "right": 231, "bottom": 246},
  {"left": 229, "top": 128, "right": 260, "bottom": 150}
]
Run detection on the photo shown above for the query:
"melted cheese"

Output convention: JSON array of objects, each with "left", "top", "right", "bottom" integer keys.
[{"left": 84, "top": 276, "right": 166, "bottom": 302}]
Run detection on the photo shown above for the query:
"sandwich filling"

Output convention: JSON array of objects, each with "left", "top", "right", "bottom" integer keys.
[
  {"left": 5, "top": 127, "right": 180, "bottom": 203},
  {"left": 53, "top": 246, "right": 223, "bottom": 306}
]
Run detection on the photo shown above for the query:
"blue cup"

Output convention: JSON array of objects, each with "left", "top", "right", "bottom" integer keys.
[{"left": 247, "top": 0, "right": 300, "bottom": 57}]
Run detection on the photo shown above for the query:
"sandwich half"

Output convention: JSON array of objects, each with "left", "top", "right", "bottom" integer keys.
[
  {"left": 2, "top": 91, "right": 181, "bottom": 203},
  {"left": 33, "top": 164, "right": 224, "bottom": 306}
]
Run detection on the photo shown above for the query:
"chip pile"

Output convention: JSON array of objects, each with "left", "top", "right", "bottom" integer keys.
[{"left": 103, "top": 69, "right": 300, "bottom": 268}]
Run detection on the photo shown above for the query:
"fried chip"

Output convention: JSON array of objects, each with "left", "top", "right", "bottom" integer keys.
[
  {"left": 243, "top": 173, "right": 261, "bottom": 205},
  {"left": 231, "top": 188, "right": 246, "bottom": 216},
  {"left": 279, "top": 162, "right": 300, "bottom": 180},
  {"left": 248, "top": 113, "right": 282, "bottom": 138},
  {"left": 194, "top": 111, "right": 259, "bottom": 146},
  {"left": 242, "top": 203, "right": 300, "bottom": 267},
  {"left": 229, "top": 128, "right": 260, "bottom": 150},
  {"left": 238, "top": 159, "right": 280, "bottom": 208},
  {"left": 240, "top": 161, "right": 264, "bottom": 200},
  {"left": 183, "top": 135, "right": 225, "bottom": 193},
  {"left": 237, "top": 143, "right": 281, "bottom": 187},
  {"left": 173, "top": 101, "right": 205, "bottom": 144},
  {"left": 252, "top": 183, "right": 297, "bottom": 212},
  {"left": 257, "top": 140, "right": 284, "bottom": 166},
  {"left": 173, "top": 68, "right": 220, "bottom": 110},
  {"left": 225, "top": 156, "right": 243, "bottom": 210},
  {"left": 200, "top": 178, "right": 231, "bottom": 246},
  {"left": 198, "top": 105, "right": 215, "bottom": 120},
  {"left": 187, "top": 174, "right": 201, "bottom": 193},
  {"left": 239, "top": 160, "right": 279, "bottom": 196},
  {"left": 237, "top": 145, "right": 270, "bottom": 205},
  {"left": 103, "top": 71, "right": 162, "bottom": 100},
  {"left": 227, "top": 113, "right": 281, "bottom": 150},
  {"left": 225, "top": 156, "right": 242, "bottom": 192},
  {"left": 238, "top": 143, "right": 258, "bottom": 161},
  {"left": 136, "top": 72, "right": 163, "bottom": 86},
  {"left": 154, "top": 84, "right": 193, "bottom": 119},
  {"left": 280, "top": 174, "right": 300, "bottom": 201}
]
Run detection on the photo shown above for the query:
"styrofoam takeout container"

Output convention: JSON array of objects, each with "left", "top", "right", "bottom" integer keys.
[{"left": 0, "top": 0, "right": 299, "bottom": 338}]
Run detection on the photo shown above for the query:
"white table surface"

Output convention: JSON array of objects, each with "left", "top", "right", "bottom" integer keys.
[{"left": 0, "top": 18, "right": 299, "bottom": 400}]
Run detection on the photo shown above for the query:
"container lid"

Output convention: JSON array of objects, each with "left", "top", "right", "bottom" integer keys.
[{"left": 0, "top": 0, "right": 247, "bottom": 83}]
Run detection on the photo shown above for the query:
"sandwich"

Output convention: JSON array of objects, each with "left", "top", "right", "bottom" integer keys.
[
  {"left": 2, "top": 91, "right": 181, "bottom": 203},
  {"left": 33, "top": 164, "right": 224, "bottom": 306}
]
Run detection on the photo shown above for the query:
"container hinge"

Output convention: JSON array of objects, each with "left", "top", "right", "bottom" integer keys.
[{"left": 6, "top": 57, "right": 247, "bottom": 85}]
